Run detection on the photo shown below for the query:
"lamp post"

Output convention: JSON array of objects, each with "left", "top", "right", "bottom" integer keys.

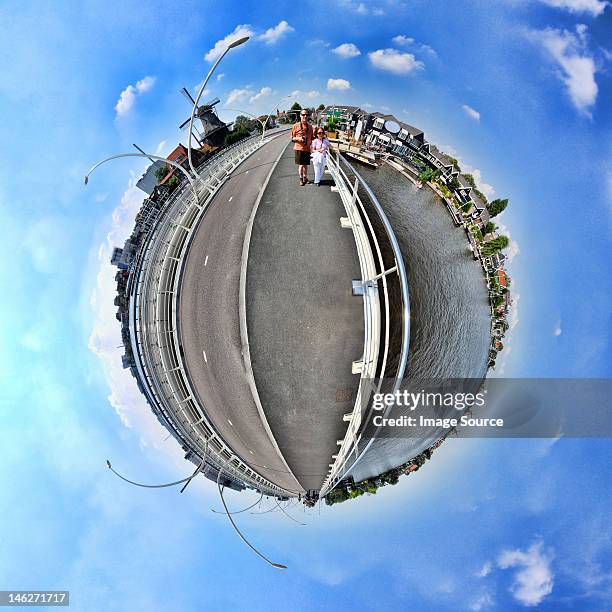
[
  {"left": 216, "top": 463, "right": 287, "bottom": 569},
  {"left": 219, "top": 108, "right": 266, "bottom": 136},
  {"left": 188, "top": 36, "right": 250, "bottom": 178},
  {"left": 106, "top": 458, "right": 204, "bottom": 491},
  {"left": 261, "top": 94, "right": 295, "bottom": 141},
  {"left": 84, "top": 152, "right": 200, "bottom": 203}
]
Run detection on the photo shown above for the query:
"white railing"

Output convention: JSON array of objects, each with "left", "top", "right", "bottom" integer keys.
[
  {"left": 128, "top": 134, "right": 295, "bottom": 496},
  {"left": 320, "top": 150, "right": 411, "bottom": 497}
]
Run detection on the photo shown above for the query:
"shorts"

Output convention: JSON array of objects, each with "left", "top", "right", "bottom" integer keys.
[{"left": 294, "top": 150, "right": 311, "bottom": 165}]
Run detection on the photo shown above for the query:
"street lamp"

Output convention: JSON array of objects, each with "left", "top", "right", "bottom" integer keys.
[
  {"left": 84, "top": 152, "right": 200, "bottom": 204},
  {"left": 211, "top": 490, "right": 263, "bottom": 515},
  {"left": 188, "top": 35, "right": 250, "bottom": 178},
  {"left": 106, "top": 458, "right": 204, "bottom": 492},
  {"left": 262, "top": 94, "right": 294, "bottom": 141},
  {"left": 216, "top": 464, "right": 287, "bottom": 569}
]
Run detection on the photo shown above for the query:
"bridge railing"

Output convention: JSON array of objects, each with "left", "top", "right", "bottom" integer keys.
[
  {"left": 129, "top": 133, "right": 295, "bottom": 496},
  {"left": 320, "top": 150, "right": 411, "bottom": 497}
]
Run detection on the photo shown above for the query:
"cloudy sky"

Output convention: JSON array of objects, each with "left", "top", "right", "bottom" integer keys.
[{"left": 1, "top": 0, "right": 611, "bottom": 610}]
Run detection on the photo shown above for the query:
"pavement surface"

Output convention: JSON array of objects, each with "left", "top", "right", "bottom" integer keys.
[
  {"left": 245, "top": 144, "right": 364, "bottom": 492},
  {"left": 178, "top": 133, "right": 303, "bottom": 495}
]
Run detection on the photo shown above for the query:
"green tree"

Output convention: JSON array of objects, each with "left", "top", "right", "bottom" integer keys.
[
  {"left": 224, "top": 127, "right": 250, "bottom": 147},
  {"left": 317, "top": 103, "right": 325, "bottom": 111},
  {"left": 487, "top": 198, "right": 509, "bottom": 217},
  {"left": 481, "top": 235, "right": 509, "bottom": 256},
  {"left": 290, "top": 101, "right": 302, "bottom": 111},
  {"left": 154, "top": 165, "right": 169, "bottom": 182},
  {"left": 463, "top": 173, "right": 476, "bottom": 188},
  {"left": 484, "top": 221, "right": 496, "bottom": 235}
]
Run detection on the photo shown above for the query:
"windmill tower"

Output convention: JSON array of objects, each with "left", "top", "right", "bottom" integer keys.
[{"left": 178, "top": 87, "right": 230, "bottom": 149}]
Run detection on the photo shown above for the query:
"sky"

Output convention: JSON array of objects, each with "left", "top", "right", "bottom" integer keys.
[{"left": 0, "top": 0, "right": 611, "bottom": 610}]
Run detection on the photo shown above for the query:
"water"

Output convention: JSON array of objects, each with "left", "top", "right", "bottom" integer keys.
[{"left": 347, "top": 162, "right": 491, "bottom": 481}]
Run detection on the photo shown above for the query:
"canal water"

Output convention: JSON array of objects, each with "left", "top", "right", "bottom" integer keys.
[{"left": 347, "top": 162, "right": 491, "bottom": 481}]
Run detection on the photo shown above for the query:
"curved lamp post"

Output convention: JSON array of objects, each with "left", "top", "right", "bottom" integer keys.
[
  {"left": 106, "top": 459, "right": 204, "bottom": 491},
  {"left": 84, "top": 153, "right": 200, "bottom": 204},
  {"left": 211, "top": 490, "right": 264, "bottom": 515},
  {"left": 216, "top": 464, "right": 287, "bottom": 569},
  {"left": 188, "top": 36, "right": 250, "bottom": 178},
  {"left": 262, "top": 94, "right": 294, "bottom": 141}
]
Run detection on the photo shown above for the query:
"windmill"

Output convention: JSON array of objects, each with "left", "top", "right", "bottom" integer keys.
[{"left": 178, "top": 87, "right": 230, "bottom": 149}]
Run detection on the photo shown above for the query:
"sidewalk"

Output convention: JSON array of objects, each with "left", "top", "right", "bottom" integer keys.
[{"left": 245, "top": 142, "right": 364, "bottom": 492}]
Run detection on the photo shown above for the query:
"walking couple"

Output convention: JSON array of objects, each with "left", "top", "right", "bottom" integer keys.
[{"left": 291, "top": 109, "right": 330, "bottom": 187}]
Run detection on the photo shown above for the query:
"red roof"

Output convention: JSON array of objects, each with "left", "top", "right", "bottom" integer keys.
[{"left": 497, "top": 269, "right": 508, "bottom": 287}]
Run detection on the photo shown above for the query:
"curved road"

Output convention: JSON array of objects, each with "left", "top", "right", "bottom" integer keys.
[{"left": 178, "top": 133, "right": 303, "bottom": 495}]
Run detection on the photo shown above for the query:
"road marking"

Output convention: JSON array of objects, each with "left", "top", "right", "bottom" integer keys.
[
  {"left": 204, "top": 255, "right": 209, "bottom": 266},
  {"left": 228, "top": 419, "right": 233, "bottom": 426},
  {"left": 245, "top": 170, "right": 249, "bottom": 174},
  {"left": 228, "top": 196, "right": 233, "bottom": 202},
  {"left": 249, "top": 450, "right": 254, "bottom": 455},
  {"left": 202, "top": 350, "right": 208, "bottom": 363}
]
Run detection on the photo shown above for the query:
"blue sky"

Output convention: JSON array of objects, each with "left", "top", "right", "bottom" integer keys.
[{"left": 1, "top": 0, "right": 611, "bottom": 610}]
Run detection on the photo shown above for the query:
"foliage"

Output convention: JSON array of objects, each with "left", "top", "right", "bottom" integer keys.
[
  {"left": 481, "top": 235, "right": 510, "bottom": 256},
  {"left": 463, "top": 173, "right": 476, "bottom": 188},
  {"left": 224, "top": 127, "right": 250, "bottom": 147},
  {"left": 419, "top": 167, "right": 440, "bottom": 182},
  {"left": 487, "top": 198, "right": 509, "bottom": 217},
  {"left": 290, "top": 101, "right": 302, "bottom": 111},
  {"left": 484, "top": 221, "right": 496, "bottom": 235},
  {"left": 472, "top": 226, "right": 483, "bottom": 243},
  {"left": 154, "top": 165, "right": 169, "bottom": 182},
  {"left": 448, "top": 176, "right": 461, "bottom": 190},
  {"left": 317, "top": 103, "right": 325, "bottom": 111},
  {"left": 446, "top": 155, "right": 461, "bottom": 171},
  {"left": 167, "top": 175, "right": 179, "bottom": 190}
]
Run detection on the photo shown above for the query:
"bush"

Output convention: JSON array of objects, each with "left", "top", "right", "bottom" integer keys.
[{"left": 224, "top": 128, "right": 250, "bottom": 147}]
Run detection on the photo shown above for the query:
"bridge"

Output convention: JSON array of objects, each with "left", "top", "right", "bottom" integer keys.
[{"left": 125, "top": 129, "right": 410, "bottom": 499}]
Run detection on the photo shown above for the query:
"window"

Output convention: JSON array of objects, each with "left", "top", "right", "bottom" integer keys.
[{"left": 398, "top": 129, "right": 409, "bottom": 140}]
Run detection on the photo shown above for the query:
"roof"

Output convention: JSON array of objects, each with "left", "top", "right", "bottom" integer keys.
[{"left": 497, "top": 268, "right": 508, "bottom": 287}]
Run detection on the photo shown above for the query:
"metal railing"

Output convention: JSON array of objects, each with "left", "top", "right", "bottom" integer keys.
[
  {"left": 320, "top": 150, "right": 411, "bottom": 497},
  {"left": 128, "top": 133, "right": 295, "bottom": 496}
]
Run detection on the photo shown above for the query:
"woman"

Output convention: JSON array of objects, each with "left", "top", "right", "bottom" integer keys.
[{"left": 311, "top": 128, "right": 330, "bottom": 186}]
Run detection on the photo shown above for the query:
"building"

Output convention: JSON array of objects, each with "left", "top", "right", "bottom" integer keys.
[{"left": 136, "top": 160, "right": 166, "bottom": 195}]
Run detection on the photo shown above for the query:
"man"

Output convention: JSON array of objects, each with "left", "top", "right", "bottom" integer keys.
[{"left": 291, "top": 109, "right": 314, "bottom": 186}]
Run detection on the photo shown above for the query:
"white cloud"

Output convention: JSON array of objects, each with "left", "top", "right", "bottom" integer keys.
[
  {"left": 135, "top": 76, "right": 155, "bottom": 93},
  {"left": 114, "top": 76, "right": 156, "bottom": 118},
  {"left": 249, "top": 86, "right": 272, "bottom": 103},
  {"left": 339, "top": 0, "right": 384, "bottom": 15},
  {"left": 553, "top": 318, "right": 562, "bottom": 336},
  {"left": 327, "top": 78, "right": 351, "bottom": 90},
  {"left": 476, "top": 561, "right": 493, "bottom": 577},
  {"left": 463, "top": 104, "right": 481, "bottom": 121},
  {"left": 226, "top": 88, "right": 251, "bottom": 105},
  {"left": 205, "top": 24, "right": 254, "bottom": 62},
  {"left": 368, "top": 48, "right": 424, "bottom": 75},
  {"left": 307, "top": 90, "right": 320, "bottom": 98},
  {"left": 332, "top": 43, "right": 361, "bottom": 58},
  {"left": 463, "top": 165, "right": 495, "bottom": 200},
  {"left": 497, "top": 540, "right": 554, "bottom": 607},
  {"left": 469, "top": 591, "right": 494, "bottom": 611},
  {"left": 530, "top": 25, "right": 598, "bottom": 115},
  {"left": 257, "top": 20, "right": 294, "bottom": 45},
  {"left": 539, "top": 0, "right": 609, "bottom": 16},
  {"left": 392, "top": 35, "right": 415, "bottom": 46},
  {"left": 216, "top": 73, "right": 225, "bottom": 81},
  {"left": 392, "top": 35, "right": 437, "bottom": 57},
  {"left": 362, "top": 102, "right": 374, "bottom": 109}
]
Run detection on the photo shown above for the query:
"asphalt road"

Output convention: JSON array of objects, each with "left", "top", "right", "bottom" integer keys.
[
  {"left": 245, "top": 146, "right": 364, "bottom": 492},
  {"left": 178, "top": 133, "right": 303, "bottom": 495}
]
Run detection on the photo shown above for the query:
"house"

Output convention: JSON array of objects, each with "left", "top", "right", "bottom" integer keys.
[{"left": 320, "top": 104, "right": 363, "bottom": 133}]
